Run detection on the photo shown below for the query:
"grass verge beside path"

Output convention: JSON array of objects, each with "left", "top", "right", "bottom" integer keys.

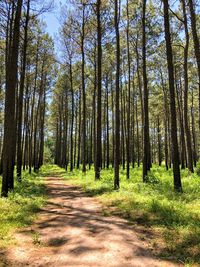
[
  {"left": 55, "top": 164, "right": 200, "bottom": 267},
  {"left": 0, "top": 166, "right": 48, "bottom": 247}
]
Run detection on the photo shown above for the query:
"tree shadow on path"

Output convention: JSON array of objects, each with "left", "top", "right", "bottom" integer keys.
[{"left": 0, "top": 176, "right": 182, "bottom": 267}]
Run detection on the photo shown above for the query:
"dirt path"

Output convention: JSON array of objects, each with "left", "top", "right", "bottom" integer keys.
[{"left": 1, "top": 176, "right": 182, "bottom": 267}]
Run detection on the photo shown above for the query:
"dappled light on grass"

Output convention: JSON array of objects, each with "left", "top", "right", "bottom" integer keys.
[
  {"left": 59, "top": 164, "right": 200, "bottom": 265},
  {"left": 0, "top": 168, "right": 46, "bottom": 247}
]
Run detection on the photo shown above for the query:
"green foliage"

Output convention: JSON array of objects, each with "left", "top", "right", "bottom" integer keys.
[
  {"left": 196, "top": 164, "right": 200, "bottom": 176},
  {"left": 57, "top": 164, "right": 200, "bottom": 265},
  {"left": 145, "top": 172, "right": 160, "bottom": 184},
  {"left": 43, "top": 144, "right": 54, "bottom": 164},
  {"left": 0, "top": 169, "right": 46, "bottom": 247}
]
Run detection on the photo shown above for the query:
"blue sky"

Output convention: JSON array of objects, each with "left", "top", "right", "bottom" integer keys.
[
  {"left": 43, "top": 0, "right": 128, "bottom": 40},
  {"left": 42, "top": 0, "right": 66, "bottom": 39}
]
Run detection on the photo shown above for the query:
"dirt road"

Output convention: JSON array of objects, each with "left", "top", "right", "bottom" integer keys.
[{"left": 0, "top": 176, "right": 181, "bottom": 267}]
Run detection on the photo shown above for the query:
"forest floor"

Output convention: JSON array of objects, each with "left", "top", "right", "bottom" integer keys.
[{"left": 0, "top": 169, "right": 183, "bottom": 267}]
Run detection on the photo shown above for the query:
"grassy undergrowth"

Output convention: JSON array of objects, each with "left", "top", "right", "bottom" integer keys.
[
  {"left": 0, "top": 167, "right": 47, "bottom": 247},
  {"left": 57, "top": 164, "right": 200, "bottom": 266}
]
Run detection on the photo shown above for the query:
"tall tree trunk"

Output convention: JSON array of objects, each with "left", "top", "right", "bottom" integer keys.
[
  {"left": 142, "top": 0, "right": 151, "bottom": 182},
  {"left": 93, "top": 49, "right": 97, "bottom": 170},
  {"left": 157, "top": 116, "right": 162, "bottom": 166},
  {"left": 111, "top": 82, "right": 115, "bottom": 168},
  {"left": 106, "top": 76, "right": 110, "bottom": 169},
  {"left": 131, "top": 74, "right": 135, "bottom": 168},
  {"left": 81, "top": 4, "right": 86, "bottom": 173},
  {"left": 160, "top": 70, "right": 169, "bottom": 170},
  {"left": 70, "top": 61, "right": 74, "bottom": 171},
  {"left": 33, "top": 60, "right": 45, "bottom": 172},
  {"left": 74, "top": 102, "right": 78, "bottom": 167},
  {"left": 163, "top": 0, "right": 182, "bottom": 192},
  {"left": 103, "top": 91, "right": 106, "bottom": 169},
  {"left": 38, "top": 80, "right": 46, "bottom": 168},
  {"left": 77, "top": 89, "right": 82, "bottom": 169},
  {"left": 62, "top": 88, "right": 68, "bottom": 169},
  {"left": 126, "top": 0, "right": 131, "bottom": 178},
  {"left": 2, "top": 0, "right": 23, "bottom": 197},
  {"left": 95, "top": 0, "right": 102, "bottom": 179},
  {"left": 120, "top": 83, "right": 125, "bottom": 170},
  {"left": 176, "top": 82, "right": 186, "bottom": 169},
  {"left": 23, "top": 84, "right": 29, "bottom": 171},
  {"left": 29, "top": 37, "right": 39, "bottom": 174},
  {"left": 191, "top": 90, "right": 197, "bottom": 167},
  {"left": 114, "top": 0, "right": 120, "bottom": 189},
  {"left": 136, "top": 42, "right": 144, "bottom": 160},
  {"left": 136, "top": 97, "right": 140, "bottom": 167},
  {"left": 17, "top": 0, "right": 30, "bottom": 180},
  {"left": 188, "top": 0, "right": 200, "bottom": 130},
  {"left": 89, "top": 114, "right": 93, "bottom": 169},
  {"left": 181, "top": 0, "right": 194, "bottom": 172}
]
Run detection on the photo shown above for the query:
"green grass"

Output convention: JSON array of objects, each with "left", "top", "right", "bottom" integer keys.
[
  {"left": 0, "top": 167, "right": 47, "bottom": 247},
  {"left": 58, "top": 164, "right": 200, "bottom": 266}
]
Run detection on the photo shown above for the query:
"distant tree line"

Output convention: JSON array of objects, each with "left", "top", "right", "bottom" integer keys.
[{"left": 51, "top": 0, "right": 200, "bottom": 192}]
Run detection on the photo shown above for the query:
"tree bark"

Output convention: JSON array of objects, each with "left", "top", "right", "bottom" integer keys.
[
  {"left": 2, "top": 0, "right": 23, "bottom": 197},
  {"left": 126, "top": 0, "right": 131, "bottom": 178},
  {"left": 181, "top": 0, "right": 194, "bottom": 172},
  {"left": 163, "top": 0, "right": 182, "bottom": 192},
  {"left": 114, "top": 0, "right": 120, "bottom": 189},
  {"left": 70, "top": 61, "right": 74, "bottom": 171},
  {"left": 17, "top": 0, "right": 30, "bottom": 180},
  {"left": 81, "top": 4, "right": 86, "bottom": 173},
  {"left": 188, "top": 0, "right": 200, "bottom": 130},
  {"left": 95, "top": 0, "right": 102, "bottom": 179},
  {"left": 142, "top": 0, "right": 151, "bottom": 182}
]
